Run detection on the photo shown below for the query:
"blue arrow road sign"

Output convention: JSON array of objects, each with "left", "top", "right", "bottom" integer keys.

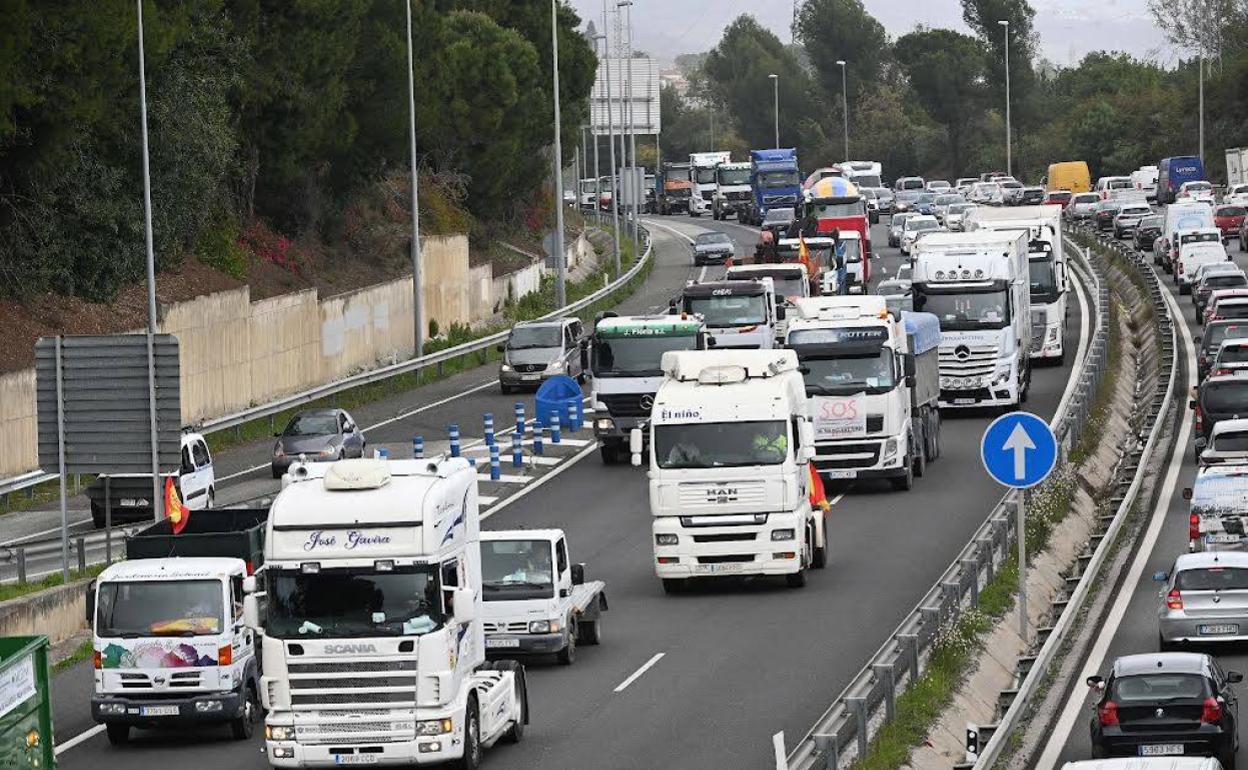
[{"left": 980, "top": 411, "right": 1057, "bottom": 489}]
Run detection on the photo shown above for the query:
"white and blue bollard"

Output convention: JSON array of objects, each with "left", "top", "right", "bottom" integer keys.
[
  {"left": 514, "top": 403, "right": 525, "bottom": 435},
  {"left": 413, "top": 435, "right": 424, "bottom": 459},
  {"left": 532, "top": 421, "right": 544, "bottom": 456},
  {"left": 567, "top": 400, "right": 579, "bottom": 432},
  {"left": 490, "top": 443, "right": 501, "bottom": 480},
  {"left": 550, "top": 412, "right": 561, "bottom": 444},
  {"left": 448, "top": 424, "right": 461, "bottom": 458},
  {"left": 484, "top": 413, "right": 495, "bottom": 447},
  {"left": 374, "top": 447, "right": 389, "bottom": 459},
  {"left": 511, "top": 430, "right": 523, "bottom": 468}
]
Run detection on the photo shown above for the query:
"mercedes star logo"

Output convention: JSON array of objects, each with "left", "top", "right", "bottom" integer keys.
[
  {"left": 640, "top": 394, "right": 654, "bottom": 410},
  {"left": 955, "top": 345, "right": 971, "bottom": 360},
  {"left": 1155, "top": 708, "right": 1165, "bottom": 718}
]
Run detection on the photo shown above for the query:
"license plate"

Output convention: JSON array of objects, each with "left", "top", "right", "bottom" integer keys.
[
  {"left": 826, "top": 470, "right": 855, "bottom": 479},
  {"left": 1139, "top": 744, "right": 1184, "bottom": 757},
  {"left": 1200, "top": 624, "right": 1239, "bottom": 635},
  {"left": 334, "top": 756, "right": 380, "bottom": 765},
  {"left": 953, "top": 398, "right": 977, "bottom": 405},
  {"left": 121, "top": 498, "right": 147, "bottom": 507},
  {"left": 139, "top": 705, "right": 179, "bottom": 717},
  {"left": 1206, "top": 534, "right": 1241, "bottom": 544},
  {"left": 486, "top": 638, "right": 521, "bottom": 648},
  {"left": 697, "top": 563, "right": 744, "bottom": 574},
  {"left": 521, "top": 374, "right": 541, "bottom": 381}
]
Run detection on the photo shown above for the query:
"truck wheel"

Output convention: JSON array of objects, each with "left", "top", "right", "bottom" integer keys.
[
  {"left": 454, "top": 698, "right": 482, "bottom": 770},
  {"left": 229, "top": 683, "right": 259, "bottom": 740},
  {"left": 661, "top": 578, "right": 685, "bottom": 595},
  {"left": 890, "top": 459, "right": 914, "bottom": 491},
  {"left": 599, "top": 444, "right": 619, "bottom": 464},
  {"left": 812, "top": 515, "right": 828, "bottom": 569},
  {"left": 785, "top": 567, "right": 807, "bottom": 588},
  {"left": 106, "top": 723, "right": 130, "bottom": 746},
  {"left": 556, "top": 624, "right": 577, "bottom": 665},
  {"left": 913, "top": 435, "right": 927, "bottom": 478},
  {"left": 579, "top": 606, "right": 603, "bottom": 645}
]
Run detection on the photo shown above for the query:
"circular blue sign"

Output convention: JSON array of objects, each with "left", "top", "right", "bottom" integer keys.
[{"left": 980, "top": 411, "right": 1058, "bottom": 489}]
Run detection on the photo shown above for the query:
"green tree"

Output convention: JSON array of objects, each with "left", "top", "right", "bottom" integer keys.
[
  {"left": 961, "top": 0, "right": 1037, "bottom": 124},
  {"left": 796, "top": 0, "right": 889, "bottom": 106},
  {"left": 894, "top": 28, "right": 989, "bottom": 176}
]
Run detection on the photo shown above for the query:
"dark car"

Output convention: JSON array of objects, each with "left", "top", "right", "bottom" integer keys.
[
  {"left": 1019, "top": 186, "right": 1046, "bottom": 205},
  {"left": 915, "top": 192, "right": 939, "bottom": 216},
  {"left": 1196, "top": 268, "right": 1248, "bottom": 325},
  {"left": 272, "top": 408, "right": 366, "bottom": 478},
  {"left": 761, "top": 207, "right": 796, "bottom": 240},
  {"left": 1216, "top": 204, "right": 1246, "bottom": 243},
  {"left": 1199, "top": 320, "right": 1248, "bottom": 382},
  {"left": 893, "top": 190, "right": 921, "bottom": 214},
  {"left": 692, "top": 231, "right": 735, "bottom": 265},
  {"left": 1094, "top": 200, "right": 1124, "bottom": 232},
  {"left": 1087, "top": 652, "right": 1240, "bottom": 766},
  {"left": 1192, "top": 374, "right": 1248, "bottom": 457},
  {"left": 1135, "top": 214, "right": 1164, "bottom": 252},
  {"left": 1043, "top": 190, "right": 1073, "bottom": 209}
]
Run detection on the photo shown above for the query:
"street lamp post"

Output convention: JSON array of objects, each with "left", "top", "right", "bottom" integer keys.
[
  {"left": 550, "top": 0, "right": 567, "bottom": 308},
  {"left": 600, "top": 2, "right": 621, "bottom": 275},
  {"left": 591, "top": 33, "right": 605, "bottom": 226},
  {"left": 836, "top": 60, "right": 848, "bottom": 161},
  {"left": 1199, "top": 55, "right": 1205, "bottom": 164},
  {"left": 404, "top": 0, "right": 424, "bottom": 359},
  {"left": 998, "top": 19, "right": 1012, "bottom": 177},
  {"left": 619, "top": 0, "right": 637, "bottom": 253},
  {"left": 769, "top": 73, "right": 779, "bottom": 149}
]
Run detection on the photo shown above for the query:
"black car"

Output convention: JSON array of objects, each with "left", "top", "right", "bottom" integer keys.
[
  {"left": 1094, "top": 200, "right": 1123, "bottom": 232},
  {"left": 1136, "top": 214, "right": 1164, "bottom": 251},
  {"left": 1199, "top": 321, "right": 1248, "bottom": 381},
  {"left": 1192, "top": 373, "right": 1248, "bottom": 458},
  {"left": 1088, "top": 652, "right": 1240, "bottom": 766}
]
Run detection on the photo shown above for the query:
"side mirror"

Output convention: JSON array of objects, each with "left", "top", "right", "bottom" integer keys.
[
  {"left": 903, "top": 354, "right": 916, "bottom": 378},
  {"left": 799, "top": 420, "right": 816, "bottom": 451},
  {"left": 1152, "top": 570, "right": 1170, "bottom": 582},
  {"left": 452, "top": 588, "right": 478, "bottom": 623},
  {"left": 1086, "top": 675, "right": 1105, "bottom": 690},
  {"left": 243, "top": 594, "right": 262, "bottom": 630},
  {"left": 85, "top": 580, "right": 96, "bottom": 623},
  {"left": 775, "top": 305, "right": 786, "bottom": 320},
  {"left": 905, "top": 375, "right": 917, "bottom": 388},
  {"left": 1230, "top": 671, "right": 1244, "bottom": 684},
  {"left": 1189, "top": 399, "right": 1197, "bottom": 410},
  {"left": 571, "top": 563, "right": 585, "bottom": 586},
  {"left": 1196, "top": 334, "right": 1203, "bottom": 343},
  {"left": 243, "top": 575, "right": 258, "bottom": 594},
  {"left": 629, "top": 428, "right": 644, "bottom": 467}
]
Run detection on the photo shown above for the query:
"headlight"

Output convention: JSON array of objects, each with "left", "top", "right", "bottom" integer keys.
[
  {"left": 770, "top": 529, "right": 795, "bottom": 541},
  {"left": 655, "top": 533, "right": 678, "bottom": 545},
  {"left": 273, "top": 442, "right": 284, "bottom": 456},
  {"left": 548, "top": 361, "right": 565, "bottom": 371},
  {"left": 267, "top": 725, "right": 295, "bottom": 741},
  {"left": 416, "top": 719, "right": 453, "bottom": 736},
  {"left": 501, "top": 364, "right": 512, "bottom": 372},
  {"left": 991, "top": 367, "right": 1012, "bottom": 386},
  {"left": 100, "top": 702, "right": 127, "bottom": 715},
  {"left": 195, "top": 700, "right": 223, "bottom": 713},
  {"left": 320, "top": 444, "right": 337, "bottom": 456},
  {"left": 528, "top": 620, "right": 561, "bottom": 634},
  {"left": 596, "top": 418, "right": 615, "bottom": 431},
  {"left": 883, "top": 438, "right": 898, "bottom": 458}
]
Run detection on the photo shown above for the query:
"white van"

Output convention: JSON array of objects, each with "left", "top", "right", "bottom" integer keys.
[
  {"left": 1062, "top": 760, "right": 1223, "bottom": 770},
  {"left": 1177, "top": 229, "right": 1232, "bottom": 294},
  {"left": 1164, "top": 202, "right": 1218, "bottom": 269}
]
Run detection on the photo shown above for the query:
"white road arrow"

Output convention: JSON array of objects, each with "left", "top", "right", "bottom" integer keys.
[{"left": 1002, "top": 423, "right": 1036, "bottom": 480}]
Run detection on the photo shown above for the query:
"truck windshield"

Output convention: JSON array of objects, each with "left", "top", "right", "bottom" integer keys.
[
  {"left": 799, "top": 351, "right": 896, "bottom": 395},
  {"left": 760, "top": 171, "right": 800, "bottom": 188},
  {"left": 96, "top": 579, "right": 224, "bottom": 638},
  {"left": 265, "top": 566, "right": 444, "bottom": 638},
  {"left": 718, "top": 168, "right": 751, "bottom": 186},
  {"left": 655, "top": 420, "right": 789, "bottom": 468},
  {"left": 850, "top": 175, "right": 881, "bottom": 188},
  {"left": 695, "top": 168, "right": 717, "bottom": 184},
  {"left": 812, "top": 202, "right": 862, "bottom": 218},
  {"left": 728, "top": 272, "right": 805, "bottom": 299},
  {"left": 1029, "top": 258, "right": 1059, "bottom": 302},
  {"left": 481, "top": 540, "right": 554, "bottom": 601},
  {"left": 917, "top": 289, "right": 1011, "bottom": 330},
  {"left": 592, "top": 334, "right": 699, "bottom": 377},
  {"left": 684, "top": 295, "right": 767, "bottom": 328}
]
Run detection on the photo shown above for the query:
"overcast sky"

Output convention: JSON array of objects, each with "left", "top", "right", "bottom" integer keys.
[{"left": 569, "top": 0, "right": 1176, "bottom": 68}]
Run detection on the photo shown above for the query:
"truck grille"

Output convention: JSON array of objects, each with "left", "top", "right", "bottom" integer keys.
[
  {"left": 118, "top": 670, "right": 202, "bottom": 690},
  {"left": 814, "top": 442, "right": 881, "bottom": 470},
  {"left": 938, "top": 345, "right": 998, "bottom": 377},
  {"left": 763, "top": 194, "right": 797, "bottom": 205},
  {"left": 697, "top": 554, "right": 755, "bottom": 564},
  {"left": 287, "top": 657, "right": 417, "bottom": 711},
  {"left": 677, "top": 481, "right": 768, "bottom": 508},
  {"left": 692, "top": 533, "right": 757, "bottom": 543},
  {"left": 725, "top": 190, "right": 750, "bottom": 201},
  {"left": 701, "top": 190, "right": 713, "bottom": 201},
  {"left": 1029, "top": 325, "right": 1045, "bottom": 352},
  {"left": 598, "top": 393, "right": 653, "bottom": 418},
  {"left": 483, "top": 621, "right": 529, "bottom": 634}
]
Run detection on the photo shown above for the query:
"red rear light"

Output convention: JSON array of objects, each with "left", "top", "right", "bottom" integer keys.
[
  {"left": 1098, "top": 700, "right": 1120, "bottom": 726},
  {"left": 93, "top": 650, "right": 102, "bottom": 670},
  {"left": 1167, "top": 588, "right": 1184, "bottom": 610},
  {"left": 245, "top": 561, "right": 254, "bottom": 576},
  {"left": 1202, "top": 697, "right": 1222, "bottom": 724},
  {"left": 1195, "top": 404, "right": 1204, "bottom": 432},
  {"left": 1190, "top": 513, "right": 1201, "bottom": 542}
]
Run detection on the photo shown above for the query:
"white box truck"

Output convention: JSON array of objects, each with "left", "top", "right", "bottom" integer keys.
[
  {"left": 689, "top": 151, "right": 732, "bottom": 217},
  {"left": 1227, "top": 148, "right": 1248, "bottom": 188},
  {"left": 248, "top": 458, "right": 527, "bottom": 768},
  {"left": 785, "top": 297, "right": 942, "bottom": 491},
  {"left": 637, "top": 349, "right": 825, "bottom": 593},
  {"left": 675, "top": 279, "right": 780, "bottom": 350},
  {"left": 911, "top": 230, "right": 1032, "bottom": 410}
]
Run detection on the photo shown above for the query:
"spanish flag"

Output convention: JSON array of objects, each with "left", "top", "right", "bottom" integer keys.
[
  {"left": 809, "top": 462, "right": 832, "bottom": 513},
  {"left": 798, "top": 233, "right": 814, "bottom": 275},
  {"left": 165, "top": 477, "right": 189, "bottom": 534}
]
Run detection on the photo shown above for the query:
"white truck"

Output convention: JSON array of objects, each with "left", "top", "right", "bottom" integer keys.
[
  {"left": 689, "top": 151, "right": 732, "bottom": 217},
  {"left": 637, "top": 349, "right": 825, "bottom": 593},
  {"left": 911, "top": 230, "right": 1032, "bottom": 411},
  {"left": 675, "top": 279, "right": 780, "bottom": 350},
  {"left": 724, "top": 262, "right": 811, "bottom": 342},
  {"left": 589, "top": 313, "right": 707, "bottom": 464},
  {"left": 713, "top": 161, "right": 753, "bottom": 221},
  {"left": 785, "top": 297, "right": 942, "bottom": 491},
  {"left": 1227, "top": 148, "right": 1248, "bottom": 188},
  {"left": 248, "top": 458, "right": 527, "bottom": 768},
  {"left": 479, "top": 529, "right": 607, "bottom": 665},
  {"left": 837, "top": 160, "right": 884, "bottom": 190},
  {"left": 965, "top": 204, "right": 1068, "bottom": 365}
]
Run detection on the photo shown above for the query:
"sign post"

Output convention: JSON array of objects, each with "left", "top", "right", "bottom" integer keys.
[{"left": 980, "top": 411, "right": 1057, "bottom": 644}]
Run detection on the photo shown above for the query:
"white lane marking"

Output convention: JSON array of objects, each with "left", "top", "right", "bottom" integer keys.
[
  {"left": 1050, "top": 264, "right": 1092, "bottom": 427},
  {"left": 480, "top": 442, "right": 599, "bottom": 521},
  {"left": 772, "top": 731, "right": 788, "bottom": 769},
  {"left": 479, "top": 495, "right": 498, "bottom": 505},
  {"left": 1036, "top": 280, "right": 1195, "bottom": 767},
  {"left": 614, "top": 652, "right": 666, "bottom": 693},
  {"left": 698, "top": 265, "right": 708, "bottom": 283},
  {"left": 55, "top": 725, "right": 104, "bottom": 756},
  {"left": 643, "top": 219, "right": 697, "bottom": 245},
  {"left": 476, "top": 473, "right": 532, "bottom": 485}
]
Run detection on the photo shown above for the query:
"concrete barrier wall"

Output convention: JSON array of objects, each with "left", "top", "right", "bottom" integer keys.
[
  {"left": 0, "top": 370, "right": 37, "bottom": 478},
  {"left": 249, "top": 290, "right": 321, "bottom": 406},
  {"left": 0, "top": 578, "right": 90, "bottom": 647},
  {"left": 161, "top": 287, "right": 253, "bottom": 424},
  {"left": 320, "top": 277, "right": 414, "bottom": 381}
]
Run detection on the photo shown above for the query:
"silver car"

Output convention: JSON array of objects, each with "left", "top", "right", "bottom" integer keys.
[
  {"left": 888, "top": 212, "right": 916, "bottom": 247},
  {"left": 1113, "top": 204, "right": 1154, "bottom": 238},
  {"left": 1066, "top": 192, "right": 1101, "bottom": 220},
  {"left": 1200, "top": 418, "right": 1248, "bottom": 467},
  {"left": 945, "top": 202, "right": 977, "bottom": 232},
  {"left": 498, "top": 317, "right": 586, "bottom": 393},
  {"left": 691, "top": 231, "right": 735, "bottom": 265},
  {"left": 272, "top": 408, "right": 366, "bottom": 478},
  {"left": 1157, "top": 550, "right": 1248, "bottom": 647}
]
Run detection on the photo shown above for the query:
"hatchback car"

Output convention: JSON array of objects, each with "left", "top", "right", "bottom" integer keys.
[
  {"left": 1158, "top": 551, "right": 1248, "bottom": 647},
  {"left": 498, "top": 317, "right": 586, "bottom": 393},
  {"left": 893, "top": 190, "right": 921, "bottom": 214},
  {"left": 1044, "top": 190, "right": 1073, "bottom": 209},
  {"left": 1180, "top": 181, "right": 1217, "bottom": 205},
  {"left": 1210, "top": 339, "right": 1248, "bottom": 379},
  {"left": 925, "top": 179, "right": 951, "bottom": 192},
  {"left": 969, "top": 182, "right": 1003, "bottom": 205},
  {"left": 1095, "top": 200, "right": 1125, "bottom": 232},
  {"left": 894, "top": 176, "right": 926, "bottom": 192},
  {"left": 1195, "top": 268, "right": 1248, "bottom": 324},
  {"left": 1215, "top": 205, "right": 1246, "bottom": 243},
  {"left": 691, "top": 231, "right": 735, "bottom": 265},
  {"left": 1001, "top": 180, "right": 1025, "bottom": 204},
  {"left": 933, "top": 194, "right": 964, "bottom": 223},
  {"left": 761, "top": 206, "right": 796, "bottom": 239},
  {"left": 1199, "top": 321, "right": 1248, "bottom": 381},
  {"left": 1192, "top": 373, "right": 1248, "bottom": 452},
  {"left": 1115, "top": 204, "right": 1155, "bottom": 238},
  {"left": 1200, "top": 418, "right": 1248, "bottom": 466},
  {"left": 1087, "top": 652, "right": 1240, "bottom": 766},
  {"left": 1068, "top": 192, "right": 1102, "bottom": 220},
  {"left": 889, "top": 213, "right": 916, "bottom": 247},
  {"left": 872, "top": 187, "right": 895, "bottom": 214},
  {"left": 945, "top": 202, "right": 977, "bottom": 232},
  {"left": 914, "top": 192, "right": 940, "bottom": 216},
  {"left": 1206, "top": 291, "right": 1248, "bottom": 325},
  {"left": 271, "top": 408, "right": 365, "bottom": 478},
  {"left": 1136, "top": 215, "right": 1165, "bottom": 252}
]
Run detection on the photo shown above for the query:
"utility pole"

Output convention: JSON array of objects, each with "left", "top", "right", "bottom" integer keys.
[
  {"left": 550, "top": 0, "right": 567, "bottom": 308},
  {"left": 836, "top": 60, "right": 848, "bottom": 161},
  {"left": 592, "top": 33, "right": 605, "bottom": 228},
  {"left": 404, "top": 0, "right": 424, "bottom": 358},
  {"left": 769, "top": 74, "right": 780, "bottom": 149},
  {"left": 999, "top": 19, "right": 1012, "bottom": 177},
  {"left": 620, "top": 0, "right": 638, "bottom": 254},
  {"left": 601, "top": 0, "right": 621, "bottom": 275}
]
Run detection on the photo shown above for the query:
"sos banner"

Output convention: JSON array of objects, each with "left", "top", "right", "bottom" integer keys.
[{"left": 812, "top": 395, "right": 866, "bottom": 440}]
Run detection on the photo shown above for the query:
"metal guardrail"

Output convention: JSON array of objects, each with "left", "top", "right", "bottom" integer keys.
[
  {"left": 971, "top": 225, "right": 1178, "bottom": 769},
  {"left": 788, "top": 234, "right": 1120, "bottom": 769},
  {"left": 0, "top": 226, "right": 652, "bottom": 499}
]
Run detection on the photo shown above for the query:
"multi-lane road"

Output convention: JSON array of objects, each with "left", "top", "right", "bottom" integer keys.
[{"left": 50, "top": 212, "right": 1088, "bottom": 769}]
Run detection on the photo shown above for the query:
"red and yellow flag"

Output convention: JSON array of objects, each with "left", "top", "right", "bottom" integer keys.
[
  {"left": 809, "top": 462, "right": 831, "bottom": 513},
  {"left": 798, "top": 233, "right": 814, "bottom": 275},
  {"left": 165, "top": 477, "right": 189, "bottom": 534}
]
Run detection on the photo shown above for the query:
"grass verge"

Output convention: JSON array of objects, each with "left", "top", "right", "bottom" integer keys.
[
  {"left": 54, "top": 640, "right": 94, "bottom": 673},
  {"left": 0, "top": 563, "right": 107, "bottom": 603}
]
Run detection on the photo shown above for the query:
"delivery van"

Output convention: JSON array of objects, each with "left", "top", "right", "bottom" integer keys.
[{"left": 1046, "top": 161, "right": 1091, "bottom": 194}]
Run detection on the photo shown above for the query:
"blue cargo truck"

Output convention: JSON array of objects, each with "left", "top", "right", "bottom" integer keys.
[
  {"left": 1158, "top": 155, "right": 1206, "bottom": 204},
  {"left": 748, "top": 149, "right": 802, "bottom": 226}
]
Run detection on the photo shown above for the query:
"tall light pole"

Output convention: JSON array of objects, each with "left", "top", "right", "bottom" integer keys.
[
  {"left": 998, "top": 19, "right": 1012, "bottom": 177},
  {"left": 836, "top": 60, "right": 848, "bottom": 161},
  {"left": 404, "top": 0, "right": 424, "bottom": 358},
  {"left": 550, "top": 0, "right": 567, "bottom": 308},
  {"left": 1199, "top": 55, "right": 1205, "bottom": 164},
  {"left": 619, "top": 0, "right": 637, "bottom": 253},
  {"left": 769, "top": 73, "right": 779, "bottom": 149},
  {"left": 601, "top": 2, "right": 621, "bottom": 275},
  {"left": 592, "top": 33, "right": 605, "bottom": 227}
]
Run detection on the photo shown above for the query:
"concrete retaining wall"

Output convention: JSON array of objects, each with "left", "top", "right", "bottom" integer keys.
[{"left": 0, "top": 579, "right": 90, "bottom": 647}]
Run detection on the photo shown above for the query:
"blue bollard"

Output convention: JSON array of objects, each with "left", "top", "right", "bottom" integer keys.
[
  {"left": 490, "top": 444, "right": 501, "bottom": 481},
  {"left": 448, "top": 424, "right": 461, "bottom": 458},
  {"left": 413, "top": 435, "right": 424, "bottom": 459},
  {"left": 375, "top": 447, "right": 389, "bottom": 459},
  {"left": 512, "top": 430, "right": 523, "bottom": 468},
  {"left": 514, "top": 402, "right": 525, "bottom": 435},
  {"left": 550, "top": 413, "right": 561, "bottom": 444},
  {"left": 467, "top": 457, "right": 477, "bottom": 467},
  {"left": 532, "top": 422, "right": 544, "bottom": 456},
  {"left": 567, "top": 400, "right": 580, "bottom": 432},
  {"left": 484, "top": 413, "right": 495, "bottom": 447}
]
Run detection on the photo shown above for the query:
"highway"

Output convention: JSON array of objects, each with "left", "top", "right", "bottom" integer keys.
[
  {"left": 1037, "top": 230, "right": 1248, "bottom": 766},
  {"left": 50, "top": 211, "right": 1089, "bottom": 769}
]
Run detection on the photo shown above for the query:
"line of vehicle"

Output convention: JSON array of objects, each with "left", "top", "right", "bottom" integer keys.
[
  {"left": 613, "top": 652, "right": 666, "bottom": 693},
  {"left": 1036, "top": 275, "right": 1196, "bottom": 767}
]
